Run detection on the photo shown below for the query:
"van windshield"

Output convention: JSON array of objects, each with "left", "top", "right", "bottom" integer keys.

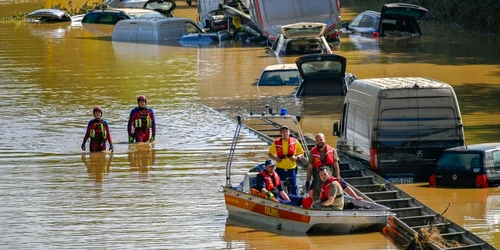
[
  {"left": 379, "top": 107, "right": 460, "bottom": 145},
  {"left": 435, "top": 152, "right": 482, "bottom": 171}
]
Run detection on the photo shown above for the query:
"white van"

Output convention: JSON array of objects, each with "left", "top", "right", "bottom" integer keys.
[
  {"left": 333, "top": 77, "right": 465, "bottom": 182},
  {"left": 112, "top": 17, "right": 220, "bottom": 44}
]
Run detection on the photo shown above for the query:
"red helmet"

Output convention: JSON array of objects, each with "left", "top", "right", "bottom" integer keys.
[
  {"left": 93, "top": 106, "right": 103, "bottom": 115},
  {"left": 137, "top": 95, "right": 147, "bottom": 103}
]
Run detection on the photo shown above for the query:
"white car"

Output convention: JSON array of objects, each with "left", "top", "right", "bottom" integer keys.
[
  {"left": 257, "top": 64, "right": 302, "bottom": 86},
  {"left": 268, "top": 22, "right": 333, "bottom": 57}
]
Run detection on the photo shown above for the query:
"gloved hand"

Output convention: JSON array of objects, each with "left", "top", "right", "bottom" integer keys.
[
  {"left": 109, "top": 144, "right": 114, "bottom": 153},
  {"left": 267, "top": 192, "right": 275, "bottom": 200},
  {"left": 128, "top": 136, "right": 134, "bottom": 143},
  {"left": 81, "top": 143, "right": 86, "bottom": 151},
  {"left": 149, "top": 135, "right": 155, "bottom": 143}
]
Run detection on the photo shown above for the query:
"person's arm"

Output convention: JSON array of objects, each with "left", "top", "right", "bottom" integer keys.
[
  {"left": 292, "top": 141, "right": 305, "bottom": 161},
  {"left": 104, "top": 121, "right": 112, "bottom": 144},
  {"left": 82, "top": 120, "right": 92, "bottom": 145},
  {"left": 255, "top": 174, "right": 267, "bottom": 193},
  {"left": 306, "top": 152, "right": 313, "bottom": 184},
  {"left": 279, "top": 190, "right": 291, "bottom": 201},
  {"left": 149, "top": 108, "right": 156, "bottom": 136},
  {"left": 333, "top": 148, "right": 340, "bottom": 178},
  {"left": 267, "top": 142, "right": 282, "bottom": 162},
  {"left": 127, "top": 109, "right": 135, "bottom": 136}
]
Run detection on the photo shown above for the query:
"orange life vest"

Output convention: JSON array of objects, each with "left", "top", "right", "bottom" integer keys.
[
  {"left": 260, "top": 170, "right": 281, "bottom": 191},
  {"left": 274, "top": 137, "right": 296, "bottom": 158},
  {"left": 134, "top": 109, "right": 152, "bottom": 129},
  {"left": 90, "top": 120, "right": 106, "bottom": 140},
  {"left": 320, "top": 176, "right": 341, "bottom": 202},
  {"left": 312, "top": 145, "right": 335, "bottom": 168}
]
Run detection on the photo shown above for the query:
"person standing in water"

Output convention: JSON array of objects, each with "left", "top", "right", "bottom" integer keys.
[
  {"left": 82, "top": 106, "right": 114, "bottom": 152},
  {"left": 127, "top": 95, "right": 156, "bottom": 143}
]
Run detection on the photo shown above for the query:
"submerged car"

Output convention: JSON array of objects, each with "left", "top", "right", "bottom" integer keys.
[
  {"left": 105, "top": 0, "right": 176, "bottom": 16},
  {"left": 25, "top": 8, "right": 82, "bottom": 23},
  {"left": 294, "top": 54, "right": 351, "bottom": 96},
  {"left": 342, "top": 3, "right": 428, "bottom": 37},
  {"left": 429, "top": 143, "right": 500, "bottom": 188},
  {"left": 257, "top": 64, "right": 302, "bottom": 86},
  {"left": 269, "top": 22, "right": 333, "bottom": 57},
  {"left": 82, "top": 8, "right": 167, "bottom": 25}
]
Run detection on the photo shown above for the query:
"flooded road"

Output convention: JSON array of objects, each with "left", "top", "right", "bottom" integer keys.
[{"left": 0, "top": 0, "right": 499, "bottom": 249}]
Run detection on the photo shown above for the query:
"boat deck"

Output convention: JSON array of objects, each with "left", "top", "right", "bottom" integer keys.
[{"left": 231, "top": 115, "right": 495, "bottom": 250}]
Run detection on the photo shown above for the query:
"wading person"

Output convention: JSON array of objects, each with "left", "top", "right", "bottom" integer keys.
[
  {"left": 127, "top": 95, "right": 156, "bottom": 143},
  {"left": 306, "top": 133, "right": 363, "bottom": 201},
  {"left": 253, "top": 159, "right": 303, "bottom": 206},
  {"left": 81, "top": 106, "right": 114, "bottom": 153},
  {"left": 267, "top": 125, "right": 305, "bottom": 195},
  {"left": 311, "top": 167, "right": 344, "bottom": 210}
]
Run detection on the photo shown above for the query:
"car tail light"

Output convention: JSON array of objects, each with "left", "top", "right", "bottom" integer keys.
[
  {"left": 476, "top": 174, "right": 489, "bottom": 188},
  {"left": 429, "top": 174, "right": 436, "bottom": 187},
  {"left": 370, "top": 148, "right": 378, "bottom": 171},
  {"left": 372, "top": 32, "right": 380, "bottom": 39}
]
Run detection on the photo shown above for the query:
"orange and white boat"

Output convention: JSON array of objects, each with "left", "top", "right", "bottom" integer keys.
[{"left": 222, "top": 114, "right": 394, "bottom": 234}]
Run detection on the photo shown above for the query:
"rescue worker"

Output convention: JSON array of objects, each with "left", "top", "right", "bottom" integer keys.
[
  {"left": 254, "top": 159, "right": 303, "bottom": 206},
  {"left": 267, "top": 125, "right": 305, "bottom": 195},
  {"left": 81, "top": 106, "right": 114, "bottom": 152},
  {"left": 312, "top": 167, "right": 344, "bottom": 210},
  {"left": 305, "top": 133, "right": 363, "bottom": 201},
  {"left": 127, "top": 95, "right": 156, "bottom": 143}
]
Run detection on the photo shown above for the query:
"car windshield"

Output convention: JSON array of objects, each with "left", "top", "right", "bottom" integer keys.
[
  {"left": 129, "top": 12, "right": 165, "bottom": 19},
  {"left": 259, "top": 70, "right": 301, "bottom": 86},
  {"left": 300, "top": 61, "right": 343, "bottom": 78},
  {"left": 435, "top": 152, "right": 482, "bottom": 171}
]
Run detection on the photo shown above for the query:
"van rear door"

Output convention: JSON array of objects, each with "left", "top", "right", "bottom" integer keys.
[{"left": 376, "top": 89, "right": 464, "bottom": 181}]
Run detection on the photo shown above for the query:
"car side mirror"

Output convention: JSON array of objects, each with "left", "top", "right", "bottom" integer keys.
[
  {"left": 333, "top": 121, "right": 340, "bottom": 136},
  {"left": 341, "top": 22, "right": 349, "bottom": 30}
]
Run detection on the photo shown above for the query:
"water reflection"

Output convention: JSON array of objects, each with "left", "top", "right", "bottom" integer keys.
[
  {"left": 81, "top": 152, "right": 113, "bottom": 183},
  {"left": 128, "top": 143, "right": 156, "bottom": 179}
]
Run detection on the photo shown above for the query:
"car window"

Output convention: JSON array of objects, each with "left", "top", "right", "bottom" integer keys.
[
  {"left": 131, "top": 12, "right": 165, "bottom": 19},
  {"left": 185, "top": 22, "right": 200, "bottom": 34},
  {"left": 349, "top": 14, "right": 364, "bottom": 27},
  {"left": 82, "top": 12, "right": 100, "bottom": 24},
  {"left": 98, "top": 13, "right": 115, "bottom": 25},
  {"left": 259, "top": 70, "right": 301, "bottom": 86},
  {"left": 493, "top": 150, "right": 500, "bottom": 170},
  {"left": 358, "top": 15, "right": 375, "bottom": 28},
  {"left": 436, "top": 152, "right": 482, "bottom": 171},
  {"left": 300, "top": 61, "right": 343, "bottom": 76}
]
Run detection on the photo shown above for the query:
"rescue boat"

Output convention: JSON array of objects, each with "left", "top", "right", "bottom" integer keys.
[{"left": 222, "top": 114, "right": 394, "bottom": 234}]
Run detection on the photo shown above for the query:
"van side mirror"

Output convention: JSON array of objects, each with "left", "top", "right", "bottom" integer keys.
[
  {"left": 333, "top": 121, "right": 340, "bottom": 136},
  {"left": 341, "top": 22, "right": 349, "bottom": 30}
]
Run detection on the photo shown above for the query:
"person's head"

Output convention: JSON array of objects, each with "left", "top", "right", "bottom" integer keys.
[
  {"left": 264, "top": 159, "right": 276, "bottom": 174},
  {"left": 93, "top": 106, "right": 103, "bottom": 119},
  {"left": 318, "top": 166, "right": 331, "bottom": 182},
  {"left": 280, "top": 125, "right": 290, "bottom": 140},
  {"left": 137, "top": 95, "right": 147, "bottom": 108},
  {"left": 315, "top": 133, "right": 326, "bottom": 149}
]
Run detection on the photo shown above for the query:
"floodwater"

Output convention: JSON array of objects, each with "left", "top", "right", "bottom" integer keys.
[{"left": 0, "top": 0, "right": 499, "bottom": 249}]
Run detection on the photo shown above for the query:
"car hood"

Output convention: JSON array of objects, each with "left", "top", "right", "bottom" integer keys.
[
  {"left": 281, "top": 22, "right": 326, "bottom": 39},
  {"left": 26, "top": 9, "right": 72, "bottom": 22},
  {"left": 296, "top": 54, "right": 346, "bottom": 81},
  {"left": 380, "top": 3, "right": 428, "bottom": 21}
]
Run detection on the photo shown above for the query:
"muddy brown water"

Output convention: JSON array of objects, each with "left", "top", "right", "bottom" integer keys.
[{"left": 0, "top": 0, "right": 499, "bottom": 249}]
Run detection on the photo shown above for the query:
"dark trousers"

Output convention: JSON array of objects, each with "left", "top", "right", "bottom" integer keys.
[
  {"left": 278, "top": 194, "right": 303, "bottom": 206},
  {"left": 275, "top": 167, "right": 298, "bottom": 195}
]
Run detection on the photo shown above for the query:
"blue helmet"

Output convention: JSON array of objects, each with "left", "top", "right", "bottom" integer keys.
[{"left": 265, "top": 159, "right": 276, "bottom": 167}]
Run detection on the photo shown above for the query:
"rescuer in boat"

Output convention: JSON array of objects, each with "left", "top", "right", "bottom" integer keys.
[
  {"left": 311, "top": 167, "right": 344, "bottom": 210},
  {"left": 253, "top": 159, "right": 303, "bottom": 206},
  {"left": 267, "top": 125, "right": 305, "bottom": 196},
  {"left": 305, "top": 133, "right": 363, "bottom": 201},
  {"left": 127, "top": 95, "right": 156, "bottom": 143},
  {"left": 81, "top": 106, "right": 114, "bottom": 153}
]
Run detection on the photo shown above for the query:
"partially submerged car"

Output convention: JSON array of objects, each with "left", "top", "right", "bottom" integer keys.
[
  {"left": 25, "top": 8, "right": 82, "bottom": 23},
  {"left": 342, "top": 3, "right": 428, "bottom": 37},
  {"left": 82, "top": 8, "right": 167, "bottom": 25},
  {"left": 105, "top": 0, "right": 176, "bottom": 16},
  {"left": 269, "top": 22, "right": 332, "bottom": 57},
  {"left": 294, "top": 54, "right": 350, "bottom": 96},
  {"left": 112, "top": 17, "right": 229, "bottom": 45},
  {"left": 429, "top": 143, "right": 500, "bottom": 188},
  {"left": 257, "top": 64, "right": 301, "bottom": 86}
]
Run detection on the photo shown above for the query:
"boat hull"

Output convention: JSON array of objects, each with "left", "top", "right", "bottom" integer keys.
[{"left": 224, "top": 187, "right": 392, "bottom": 234}]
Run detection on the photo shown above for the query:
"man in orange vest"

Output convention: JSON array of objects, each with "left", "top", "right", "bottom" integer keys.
[
  {"left": 267, "top": 125, "right": 305, "bottom": 195},
  {"left": 311, "top": 167, "right": 344, "bottom": 210},
  {"left": 254, "top": 159, "right": 303, "bottom": 206},
  {"left": 306, "top": 133, "right": 363, "bottom": 200}
]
